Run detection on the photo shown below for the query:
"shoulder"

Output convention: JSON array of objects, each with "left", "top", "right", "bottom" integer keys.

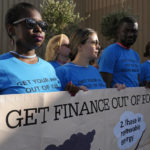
[
  {"left": 0, "top": 52, "right": 13, "bottom": 60},
  {"left": 88, "top": 65, "right": 98, "bottom": 70},
  {"left": 130, "top": 49, "right": 140, "bottom": 60},
  {"left": 0, "top": 53, "right": 15, "bottom": 68},
  {"left": 102, "top": 43, "right": 121, "bottom": 56},
  {"left": 130, "top": 48, "right": 139, "bottom": 55},
  {"left": 39, "top": 57, "right": 52, "bottom": 65},
  {"left": 59, "top": 62, "right": 75, "bottom": 68},
  {"left": 56, "top": 62, "right": 72, "bottom": 72},
  {"left": 104, "top": 43, "right": 120, "bottom": 51},
  {"left": 49, "top": 61, "right": 61, "bottom": 69},
  {"left": 101, "top": 43, "right": 121, "bottom": 60},
  {"left": 38, "top": 58, "right": 56, "bottom": 71},
  {"left": 141, "top": 61, "right": 149, "bottom": 67}
]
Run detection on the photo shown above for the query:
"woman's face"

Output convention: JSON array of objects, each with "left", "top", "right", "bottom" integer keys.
[
  {"left": 58, "top": 37, "right": 70, "bottom": 58},
  {"left": 13, "top": 9, "right": 46, "bottom": 51},
  {"left": 80, "top": 33, "right": 100, "bottom": 60}
]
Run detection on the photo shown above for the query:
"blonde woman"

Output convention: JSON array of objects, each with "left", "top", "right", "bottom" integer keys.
[{"left": 45, "top": 34, "right": 70, "bottom": 68}]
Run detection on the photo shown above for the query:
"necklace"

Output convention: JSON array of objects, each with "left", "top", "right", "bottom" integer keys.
[{"left": 10, "top": 51, "right": 37, "bottom": 59}]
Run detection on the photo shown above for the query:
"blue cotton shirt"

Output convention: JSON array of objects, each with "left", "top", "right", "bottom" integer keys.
[
  {"left": 48, "top": 61, "right": 61, "bottom": 69},
  {"left": 99, "top": 43, "right": 140, "bottom": 87},
  {"left": 56, "top": 62, "right": 106, "bottom": 90},
  {"left": 0, "top": 52, "right": 61, "bottom": 94},
  {"left": 140, "top": 61, "right": 150, "bottom": 84}
]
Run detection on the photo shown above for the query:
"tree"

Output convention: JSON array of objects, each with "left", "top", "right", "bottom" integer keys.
[
  {"left": 40, "top": 0, "right": 88, "bottom": 41},
  {"left": 100, "top": 10, "right": 134, "bottom": 42}
]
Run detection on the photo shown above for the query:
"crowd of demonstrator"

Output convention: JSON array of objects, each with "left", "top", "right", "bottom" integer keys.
[{"left": 0, "top": 2, "right": 149, "bottom": 95}]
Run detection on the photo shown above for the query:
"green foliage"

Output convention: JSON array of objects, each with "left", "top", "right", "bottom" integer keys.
[
  {"left": 40, "top": 0, "right": 88, "bottom": 40},
  {"left": 100, "top": 10, "right": 134, "bottom": 41}
]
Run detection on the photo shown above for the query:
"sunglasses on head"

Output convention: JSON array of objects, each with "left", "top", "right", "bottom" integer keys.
[{"left": 13, "top": 18, "right": 48, "bottom": 32}]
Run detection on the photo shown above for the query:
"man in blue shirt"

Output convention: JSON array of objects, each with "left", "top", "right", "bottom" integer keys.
[{"left": 99, "top": 16, "right": 140, "bottom": 88}]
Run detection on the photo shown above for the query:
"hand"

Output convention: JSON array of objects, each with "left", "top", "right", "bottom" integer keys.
[
  {"left": 79, "top": 85, "right": 88, "bottom": 91},
  {"left": 113, "top": 83, "right": 126, "bottom": 91},
  {"left": 65, "top": 82, "right": 88, "bottom": 96}
]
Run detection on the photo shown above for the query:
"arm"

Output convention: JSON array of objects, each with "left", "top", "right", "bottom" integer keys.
[
  {"left": 138, "top": 74, "right": 143, "bottom": 86},
  {"left": 100, "top": 72, "right": 113, "bottom": 88},
  {"left": 65, "top": 81, "right": 88, "bottom": 96},
  {"left": 100, "top": 72, "right": 126, "bottom": 90}
]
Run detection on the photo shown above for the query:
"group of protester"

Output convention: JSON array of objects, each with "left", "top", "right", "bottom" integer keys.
[{"left": 0, "top": 2, "right": 149, "bottom": 95}]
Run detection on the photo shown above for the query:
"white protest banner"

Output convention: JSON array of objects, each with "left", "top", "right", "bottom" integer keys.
[{"left": 0, "top": 87, "right": 150, "bottom": 150}]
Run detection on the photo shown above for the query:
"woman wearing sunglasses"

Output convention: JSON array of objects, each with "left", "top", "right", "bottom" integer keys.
[
  {"left": 45, "top": 34, "right": 71, "bottom": 69},
  {"left": 56, "top": 28, "right": 106, "bottom": 96},
  {"left": 0, "top": 2, "right": 61, "bottom": 94}
]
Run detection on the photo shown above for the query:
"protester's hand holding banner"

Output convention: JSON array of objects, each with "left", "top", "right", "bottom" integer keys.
[{"left": 0, "top": 87, "right": 150, "bottom": 150}]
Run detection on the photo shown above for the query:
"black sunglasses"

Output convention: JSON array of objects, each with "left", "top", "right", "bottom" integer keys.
[{"left": 13, "top": 18, "right": 48, "bottom": 32}]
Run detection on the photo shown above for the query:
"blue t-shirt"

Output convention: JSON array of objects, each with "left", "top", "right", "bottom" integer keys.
[
  {"left": 56, "top": 62, "right": 106, "bottom": 90},
  {"left": 99, "top": 43, "right": 140, "bottom": 87},
  {"left": 48, "top": 61, "right": 61, "bottom": 69},
  {"left": 0, "top": 52, "right": 61, "bottom": 95},
  {"left": 140, "top": 61, "right": 150, "bottom": 84}
]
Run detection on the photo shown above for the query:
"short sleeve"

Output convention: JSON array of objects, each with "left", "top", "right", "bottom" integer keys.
[{"left": 98, "top": 45, "right": 118, "bottom": 74}]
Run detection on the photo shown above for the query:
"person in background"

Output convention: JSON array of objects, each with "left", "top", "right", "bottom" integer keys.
[
  {"left": 99, "top": 16, "right": 140, "bottom": 89},
  {"left": 56, "top": 28, "right": 106, "bottom": 95},
  {"left": 140, "top": 41, "right": 150, "bottom": 87},
  {"left": 0, "top": 2, "right": 61, "bottom": 94},
  {"left": 45, "top": 34, "right": 70, "bottom": 69}
]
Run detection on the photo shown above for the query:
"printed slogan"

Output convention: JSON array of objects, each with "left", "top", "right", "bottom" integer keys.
[
  {"left": 16, "top": 77, "right": 60, "bottom": 93},
  {"left": 0, "top": 87, "right": 150, "bottom": 150}
]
